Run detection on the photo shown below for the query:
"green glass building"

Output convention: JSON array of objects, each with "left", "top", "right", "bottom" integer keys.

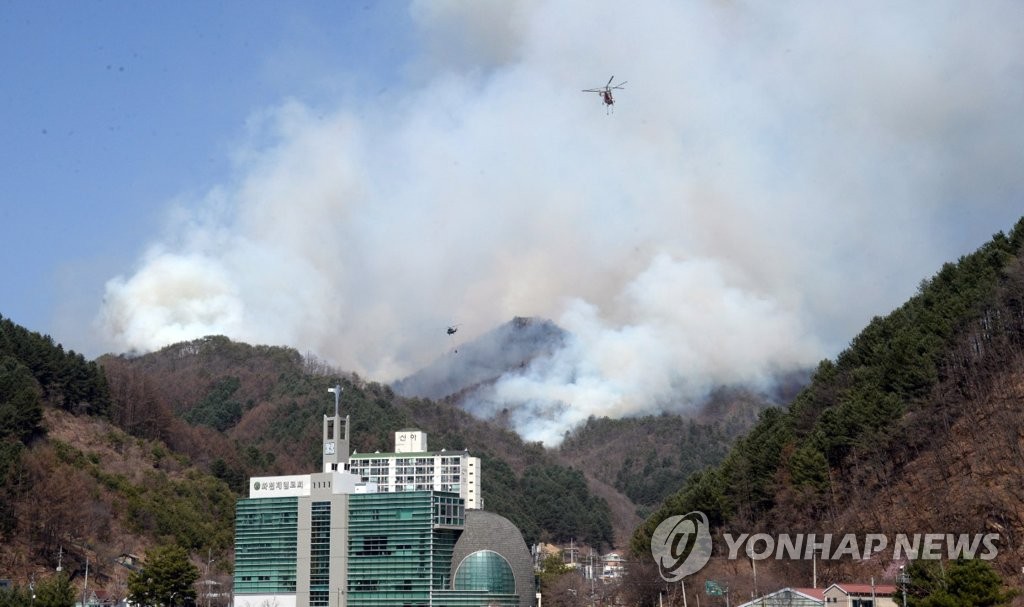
[
  {"left": 235, "top": 497, "right": 299, "bottom": 596},
  {"left": 347, "top": 491, "right": 462, "bottom": 606}
]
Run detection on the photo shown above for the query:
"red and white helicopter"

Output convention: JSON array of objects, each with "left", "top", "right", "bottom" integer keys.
[{"left": 583, "top": 76, "right": 627, "bottom": 112}]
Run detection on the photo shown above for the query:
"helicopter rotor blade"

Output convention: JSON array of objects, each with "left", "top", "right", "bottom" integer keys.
[{"left": 607, "top": 75, "right": 615, "bottom": 87}]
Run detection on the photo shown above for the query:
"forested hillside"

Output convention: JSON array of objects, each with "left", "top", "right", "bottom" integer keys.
[
  {"left": 0, "top": 316, "right": 111, "bottom": 534},
  {"left": 0, "top": 321, "right": 239, "bottom": 597},
  {"left": 98, "top": 336, "right": 614, "bottom": 549},
  {"left": 558, "top": 388, "right": 783, "bottom": 518},
  {"left": 0, "top": 325, "right": 619, "bottom": 592},
  {"left": 632, "top": 218, "right": 1024, "bottom": 595}
]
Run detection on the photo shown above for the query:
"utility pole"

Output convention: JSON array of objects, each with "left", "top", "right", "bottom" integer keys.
[
  {"left": 81, "top": 556, "right": 89, "bottom": 607},
  {"left": 898, "top": 566, "right": 909, "bottom": 607},
  {"left": 206, "top": 548, "right": 216, "bottom": 607},
  {"left": 589, "top": 549, "right": 595, "bottom": 605},
  {"left": 749, "top": 549, "right": 758, "bottom": 599}
]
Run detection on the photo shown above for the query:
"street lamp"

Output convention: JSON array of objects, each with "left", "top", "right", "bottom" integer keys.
[{"left": 898, "top": 566, "right": 909, "bottom": 607}]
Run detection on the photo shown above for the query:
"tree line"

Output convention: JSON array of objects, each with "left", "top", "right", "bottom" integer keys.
[
  {"left": 0, "top": 316, "right": 112, "bottom": 536},
  {"left": 631, "top": 219, "right": 1024, "bottom": 600}
]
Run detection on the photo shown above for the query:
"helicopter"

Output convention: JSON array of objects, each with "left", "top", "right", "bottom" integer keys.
[
  {"left": 583, "top": 76, "right": 626, "bottom": 112},
  {"left": 446, "top": 325, "right": 461, "bottom": 354}
]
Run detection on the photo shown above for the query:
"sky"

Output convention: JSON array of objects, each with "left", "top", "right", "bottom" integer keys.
[{"left": 2, "top": 1, "right": 1023, "bottom": 444}]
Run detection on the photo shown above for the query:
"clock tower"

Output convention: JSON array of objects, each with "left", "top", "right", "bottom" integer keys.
[{"left": 323, "top": 384, "right": 350, "bottom": 473}]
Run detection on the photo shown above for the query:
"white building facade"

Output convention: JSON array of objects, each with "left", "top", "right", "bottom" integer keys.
[{"left": 348, "top": 429, "right": 482, "bottom": 509}]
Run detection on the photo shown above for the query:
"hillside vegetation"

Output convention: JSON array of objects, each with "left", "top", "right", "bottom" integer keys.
[
  {"left": 0, "top": 316, "right": 112, "bottom": 535},
  {"left": 0, "top": 325, "right": 621, "bottom": 592},
  {"left": 633, "top": 218, "right": 1024, "bottom": 595},
  {"left": 0, "top": 319, "right": 241, "bottom": 594},
  {"left": 101, "top": 336, "right": 614, "bottom": 548},
  {"left": 558, "top": 390, "right": 782, "bottom": 518}
]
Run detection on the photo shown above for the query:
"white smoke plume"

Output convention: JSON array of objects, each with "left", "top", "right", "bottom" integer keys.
[{"left": 99, "top": 1, "right": 1024, "bottom": 444}]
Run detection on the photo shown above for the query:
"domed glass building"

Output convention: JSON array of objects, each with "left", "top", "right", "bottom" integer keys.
[
  {"left": 454, "top": 551, "right": 516, "bottom": 593},
  {"left": 439, "top": 511, "right": 536, "bottom": 607}
]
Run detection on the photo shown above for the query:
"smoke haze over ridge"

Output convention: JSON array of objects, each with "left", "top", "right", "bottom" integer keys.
[{"left": 98, "top": 1, "right": 1024, "bottom": 444}]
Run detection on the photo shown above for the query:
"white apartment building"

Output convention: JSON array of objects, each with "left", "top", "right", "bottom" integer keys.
[{"left": 348, "top": 429, "right": 482, "bottom": 509}]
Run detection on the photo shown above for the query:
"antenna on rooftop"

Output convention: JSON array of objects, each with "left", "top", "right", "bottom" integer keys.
[{"left": 327, "top": 384, "right": 342, "bottom": 417}]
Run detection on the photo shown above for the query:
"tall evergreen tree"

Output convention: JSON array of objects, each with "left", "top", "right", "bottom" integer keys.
[
  {"left": 897, "top": 559, "right": 1016, "bottom": 607},
  {"left": 33, "top": 573, "right": 76, "bottom": 607},
  {"left": 0, "top": 354, "right": 43, "bottom": 441},
  {"left": 127, "top": 545, "right": 199, "bottom": 607}
]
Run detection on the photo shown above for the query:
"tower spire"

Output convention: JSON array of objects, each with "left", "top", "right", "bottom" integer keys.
[{"left": 328, "top": 384, "right": 341, "bottom": 417}]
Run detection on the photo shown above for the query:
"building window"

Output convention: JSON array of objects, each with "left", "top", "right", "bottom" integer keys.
[
  {"left": 357, "top": 535, "right": 390, "bottom": 556},
  {"left": 454, "top": 550, "right": 516, "bottom": 594},
  {"left": 310, "top": 501, "right": 331, "bottom": 607}
]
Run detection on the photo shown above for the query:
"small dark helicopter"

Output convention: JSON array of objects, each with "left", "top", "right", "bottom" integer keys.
[
  {"left": 446, "top": 325, "right": 461, "bottom": 354},
  {"left": 583, "top": 76, "right": 626, "bottom": 112}
]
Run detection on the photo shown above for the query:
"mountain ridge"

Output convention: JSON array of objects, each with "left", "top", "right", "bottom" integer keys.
[
  {"left": 631, "top": 218, "right": 1024, "bottom": 601},
  {"left": 392, "top": 316, "right": 567, "bottom": 401}
]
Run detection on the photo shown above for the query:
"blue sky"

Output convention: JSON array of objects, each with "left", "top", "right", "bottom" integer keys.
[
  {"left": 1, "top": 1, "right": 413, "bottom": 347},
  {"left": 3, "top": 1, "right": 1023, "bottom": 443}
]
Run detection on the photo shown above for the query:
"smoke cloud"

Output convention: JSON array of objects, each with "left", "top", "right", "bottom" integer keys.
[{"left": 99, "top": 1, "right": 1024, "bottom": 444}]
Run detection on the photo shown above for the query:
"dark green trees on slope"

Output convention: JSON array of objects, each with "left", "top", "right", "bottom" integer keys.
[
  {"left": 896, "top": 559, "right": 1016, "bottom": 607},
  {"left": 0, "top": 573, "right": 76, "bottom": 607},
  {"left": 0, "top": 354, "right": 42, "bottom": 442},
  {"left": 633, "top": 217, "right": 1024, "bottom": 555},
  {"left": 0, "top": 315, "right": 112, "bottom": 536},
  {"left": 127, "top": 544, "right": 199, "bottom": 607},
  {"left": 0, "top": 315, "right": 110, "bottom": 417},
  {"left": 478, "top": 455, "right": 614, "bottom": 548}
]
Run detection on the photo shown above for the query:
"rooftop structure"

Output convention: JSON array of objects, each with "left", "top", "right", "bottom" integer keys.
[
  {"left": 737, "top": 587, "right": 825, "bottom": 607},
  {"left": 739, "top": 583, "right": 897, "bottom": 607}
]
